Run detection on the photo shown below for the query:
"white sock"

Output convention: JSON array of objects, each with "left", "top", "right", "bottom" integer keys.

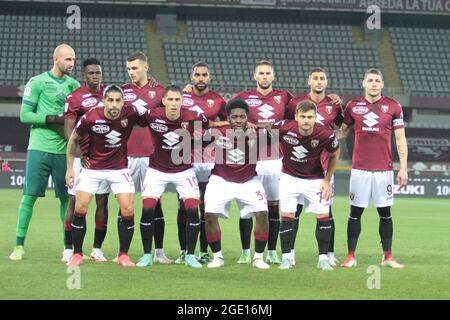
[
  {"left": 155, "top": 249, "right": 164, "bottom": 257},
  {"left": 327, "top": 252, "right": 335, "bottom": 258},
  {"left": 319, "top": 254, "right": 328, "bottom": 261},
  {"left": 92, "top": 248, "right": 101, "bottom": 253},
  {"left": 213, "top": 251, "right": 223, "bottom": 259},
  {"left": 242, "top": 249, "right": 250, "bottom": 255},
  {"left": 253, "top": 252, "right": 263, "bottom": 260},
  {"left": 282, "top": 253, "right": 291, "bottom": 261},
  {"left": 290, "top": 249, "right": 295, "bottom": 258},
  {"left": 268, "top": 250, "right": 276, "bottom": 255}
]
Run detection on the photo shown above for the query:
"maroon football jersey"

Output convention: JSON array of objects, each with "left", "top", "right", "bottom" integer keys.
[
  {"left": 147, "top": 108, "right": 209, "bottom": 173},
  {"left": 234, "top": 89, "right": 293, "bottom": 159},
  {"left": 65, "top": 85, "right": 106, "bottom": 157},
  {"left": 287, "top": 94, "right": 343, "bottom": 171},
  {"left": 344, "top": 96, "right": 404, "bottom": 171},
  {"left": 273, "top": 120, "right": 339, "bottom": 179},
  {"left": 76, "top": 105, "right": 149, "bottom": 170},
  {"left": 182, "top": 90, "right": 227, "bottom": 163},
  {"left": 207, "top": 126, "right": 266, "bottom": 183},
  {"left": 122, "top": 83, "right": 164, "bottom": 157}
]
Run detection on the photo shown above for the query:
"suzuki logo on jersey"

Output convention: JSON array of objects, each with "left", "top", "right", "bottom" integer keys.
[
  {"left": 189, "top": 105, "right": 205, "bottom": 116},
  {"left": 291, "top": 145, "right": 309, "bottom": 162},
  {"left": 105, "top": 130, "right": 122, "bottom": 147},
  {"left": 132, "top": 99, "right": 148, "bottom": 116},
  {"left": 163, "top": 132, "right": 181, "bottom": 148},
  {"left": 362, "top": 112, "right": 380, "bottom": 132},
  {"left": 315, "top": 113, "right": 325, "bottom": 125},
  {"left": 257, "top": 104, "right": 275, "bottom": 120},
  {"left": 227, "top": 148, "right": 245, "bottom": 164}
]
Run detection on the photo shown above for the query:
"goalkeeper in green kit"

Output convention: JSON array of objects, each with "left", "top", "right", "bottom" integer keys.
[{"left": 9, "top": 44, "right": 80, "bottom": 260}]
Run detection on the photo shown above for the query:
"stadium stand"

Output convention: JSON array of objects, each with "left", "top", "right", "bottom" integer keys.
[{"left": 0, "top": 10, "right": 147, "bottom": 86}]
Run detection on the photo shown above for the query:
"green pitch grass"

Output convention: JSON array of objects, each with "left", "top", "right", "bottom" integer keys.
[{"left": 0, "top": 189, "right": 449, "bottom": 300}]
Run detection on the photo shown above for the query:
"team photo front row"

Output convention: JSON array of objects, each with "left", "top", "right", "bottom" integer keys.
[{"left": 10, "top": 44, "right": 408, "bottom": 272}]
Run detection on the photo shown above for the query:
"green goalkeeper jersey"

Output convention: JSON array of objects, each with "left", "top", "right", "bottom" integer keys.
[{"left": 20, "top": 71, "right": 80, "bottom": 154}]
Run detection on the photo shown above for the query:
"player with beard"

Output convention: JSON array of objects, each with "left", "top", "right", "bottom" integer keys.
[
  {"left": 62, "top": 58, "right": 110, "bottom": 263},
  {"left": 174, "top": 62, "right": 227, "bottom": 265}
]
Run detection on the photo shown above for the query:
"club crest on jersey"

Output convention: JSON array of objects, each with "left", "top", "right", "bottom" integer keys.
[
  {"left": 349, "top": 192, "right": 355, "bottom": 200},
  {"left": 148, "top": 91, "right": 156, "bottom": 99},
  {"left": 381, "top": 105, "right": 389, "bottom": 113},
  {"left": 181, "top": 122, "right": 189, "bottom": 129},
  {"left": 325, "top": 105, "right": 333, "bottom": 114},
  {"left": 311, "top": 139, "right": 319, "bottom": 148},
  {"left": 121, "top": 119, "right": 128, "bottom": 128},
  {"left": 274, "top": 96, "right": 281, "bottom": 104},
  {"left": 207, "top": 99, "right": 215, "bottom": 108}
]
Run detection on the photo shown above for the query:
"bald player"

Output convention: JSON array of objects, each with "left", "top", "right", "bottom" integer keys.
[{"left": 10, "top": 43, "right": 80, "bottom": 260}]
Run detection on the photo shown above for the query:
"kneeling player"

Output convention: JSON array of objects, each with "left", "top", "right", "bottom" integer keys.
[
  {"left": 273, "top": 100, "right": 340, "bottom": 270},
  {"left": 65, "top": 85, "right": 150, "bottom": 267},
  {"left": 204, "top": 99, "right": 270, "bottom": 269}
]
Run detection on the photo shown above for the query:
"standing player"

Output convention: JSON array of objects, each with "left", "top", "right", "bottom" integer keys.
[
  {"left": 339, "top": 68, "right": 408, "bottom": 268},
  {"left": 233, "top": 60, "right": 293, "bottom": 265},
  {"left": 65, "top": 85, "right": 149, "bottom": 267},
  {"left": 273, "top": 100, "right": 340, "bottom": 270},
  {"left": 10, "top": 44, "right": 79, "bottom": 260},
  {"left": 62, "top": 58, "right": 109, "bottom": 263},
  {"left": 138, "top": 85, "right": 224, "bottom": 268},
  {"left": 175, "top": 62, "right": 227, "bottom": 265},
  {"left": 204, "top": 99, "right": 270, "bottom": 270},
  {"left": 122, "top": 52, "right": 171, "bottom": 265},
  {"left": 286, "top": 68, "right": 343, "bottom": 267}
]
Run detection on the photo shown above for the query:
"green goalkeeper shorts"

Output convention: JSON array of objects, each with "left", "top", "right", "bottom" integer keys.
[{"left": 23, "top": 150, "right": 68, "bottom": 198}]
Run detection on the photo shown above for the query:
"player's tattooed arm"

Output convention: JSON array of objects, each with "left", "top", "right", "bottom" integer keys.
[
  {"left": 394, "top": 128, "right": 408, "bottom": 187},
  {"left": 327, "top": 93, "right": 342, "bottom": 106},
  {"left": 66, "top": 130, "right": 80, "bottom": 189},
  {"left": 336, "top": 123, "right": 352, "bottom": 140}
]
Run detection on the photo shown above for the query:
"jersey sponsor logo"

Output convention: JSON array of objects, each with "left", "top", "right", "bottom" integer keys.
[
  {"left": 257, "top": 104, "right": 275, "bottom": 120},
  {"left": 282, "top": 135, "right": 299, "bottom": 145},
  {"left": 163, "top": 131, "right": 181, "bottom": 148},
  {"left": 92, "top": 124, "right": 110, "bottom": 134},
  {"left": 121, "top": 119, "right": 128, "bottom": 128},
  {"left": 189, "top": 105, "right": 205, "bottom": 115},
  {"left": 150, "top": 123, "right": 168, "bottom": 133},
  {"left": 362, "top": 112, "right": 380, "bottom": 132},
  {"left": 356, "top": 102, "right": 367, "bottom": 106},
  {"left": 245, "top": 98, "right": 262, "bottom": 107},
  {"left": 393, "top": 119, "right": 404, "bottom": 127},
  {"left": 315, "top": 113, "right": 325, "bottom": 125},
  {"left": 227, "top": 148, "right": 245, "bottom": 164},
  {"left": 207, "top": 99, "right": 215, "bottom": 108},
  {"left": 148, "top": 91, "right": 156, "bottom": 99},
  {"left": 105, "top": 130, "right": 122, "bottom": 146},
  {"left": 291, "top": 145, "right": 309, "bottom": 162},
  {"left": 274, "top": 96, "right": 281, "bottom": 104},
  {"left": 394, "top": 184, "right": 425, "bottom": 195},
  {"left": 311, "top": 139, "right": 319, "bottom": 148},
  {"left": 183, "top": 97, "right": 194, "bottom": 106},
  {"left": 95, "top": 120, "right": 106, "bottom": 123},
  {"left": 381, "top": 105, "right": 389, "bottom": 113},
  {"left": 81, "top": 97, "right": 98, "bottom": 108},
  {"left": 123, "top": 92, "right": 137, "bottom": 102},
  {"left": 82, "top": 93, "right": 92, "bottom": 98},
  {"left": 352, "top": 106, "right": 369, "bottom": 114},
  {"left": 325, "top": 105, "right": 333, "bottom": 114}
]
